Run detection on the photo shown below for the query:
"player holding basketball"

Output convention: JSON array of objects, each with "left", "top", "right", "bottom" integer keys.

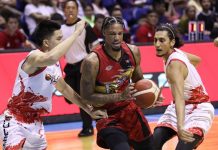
[
  {"left": 0, "top": 20, "right": 107, "bottom": 150},
  {"left": 153, "top": 23, "right": 214, "bottom": 150},
  {"left": 80, "top": 16, "right": 154, "bottom": 150}
]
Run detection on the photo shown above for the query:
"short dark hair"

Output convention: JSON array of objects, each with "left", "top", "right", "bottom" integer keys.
[
  {"left": 4, "top": 11, "right": 19, "bottom": 22},
  {"left": 31, "top": 20, "right": 61, "bottom": 47},
  {"left": 63, "top": 0, "right": 78, "bottom": 9},
  {"left": 155, "top": 23, "right": 184, "bottom": 48},
  {"left": 101, "top": 16, "right": 125, "bottom": 33},
  {"left": 95, "top": 14, "right": 105, "bottom": 22}
]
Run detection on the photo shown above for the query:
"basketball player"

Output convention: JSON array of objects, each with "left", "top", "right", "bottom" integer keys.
[
  {"left": 80, "top": 16, "right": 154, "bottom": 150},
  {"left": 153, "top": 23, "right": 214, "bottom": 150},
  {"left": 0, "top": 20, "right": 107, "bottom": 150}
]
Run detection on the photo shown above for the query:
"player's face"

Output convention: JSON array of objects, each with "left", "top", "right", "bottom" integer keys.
[
  {"left": 47, "top": 30, "right": 63, "bottom": 50},
  {"left": 154, "top": 31, "right": 174, "bottom": 58},
  {"left": 104, "top": 23, "right": 123, "bottom": 51},
  {"left": 64, "top": 1, "right": 78, "bottom": 21}
]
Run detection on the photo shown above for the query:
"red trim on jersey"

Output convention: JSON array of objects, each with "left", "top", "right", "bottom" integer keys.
[
  {"left": 186, "top": 85, "right": 210, "bottom": 104},
  {"left": 5, "top": 138, "right": 25, "bottom": 150},
  {"left": 29, "top": 67, "right": 46, "bottom": 77},
  {"left": 187, "top": 104, "right": 198, "bottom": 114},
  {"left": 7, "top": 75, "right": 48, "bottom": 123},
  {"left": 187, "top": 127, "right": 204, "bottom": 137}
]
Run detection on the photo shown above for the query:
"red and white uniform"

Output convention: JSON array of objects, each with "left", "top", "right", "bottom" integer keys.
[
  {"left": 157, "top": 48, "right": 214, "bottom": 136},
  {"left": 0, "top": 50, "right": 62, "bottom": 150}
]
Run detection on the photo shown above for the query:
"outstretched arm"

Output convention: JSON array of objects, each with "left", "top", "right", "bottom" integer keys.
[
  {"left": 55, "top": 77, "right": 107, "bottom": 119},
  {"left": 80, "top": 53, "right": 131, "bottom": 107},
  {"left": 22, "top": 20, "right": 86, "bottom": 75}
]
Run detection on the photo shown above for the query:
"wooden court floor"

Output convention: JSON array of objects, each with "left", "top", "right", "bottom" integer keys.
[{"left": 1, "top": 117, "right": 218, "bottom": 150}]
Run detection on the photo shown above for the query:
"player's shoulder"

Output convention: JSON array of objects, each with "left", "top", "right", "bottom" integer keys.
[{"left": 84, "top": 52, "right": 99, "bottom": 65}]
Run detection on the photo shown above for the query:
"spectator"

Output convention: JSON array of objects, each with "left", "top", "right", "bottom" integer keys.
[
  {"left": 111, "top": 7, "right": 131, "bottom": 43},
  {"left": 83, "top": 4, "right": 95, "bottom": 27},
  {"left": 164, "top": 0, "right": 180, "bottom": 24},
  {"left": 111, "top": 7, "right": 129, "bottom": 31},
  {"left": 188, "top": 0, "right": 203, "bottom": 15},
  {"left": 135, "top": 10, "right": 158, "bottom": 43},
  {"left": 153, "top": 0, "right": 171, "bottom": 24},
  {"left": 178, "top": 5, "right": 197, "bottom": 36},
  {"left": 92, "top": 0, "right": 109, "bottom": 17},
  {"left": 197, "top": 0, "right": 216, "bottom": 37},
  {"left": 92, "top": 13, "right": 105, "bottom": 40},
  {"left": 24, "top": 0, "right": 52, "bottom": 35},
  {"left": 0, "top": 12, "right": 32, "bottom": 50}
]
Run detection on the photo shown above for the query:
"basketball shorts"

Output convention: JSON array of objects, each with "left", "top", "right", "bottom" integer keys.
[
  {"left": 0, "top": 110, "right": 47, "bottom": 150},
  {"left": 156, "top": 102, "right": 214, "bottom": 135}
]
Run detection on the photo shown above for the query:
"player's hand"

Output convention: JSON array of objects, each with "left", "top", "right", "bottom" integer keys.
[
  {"left": 75, "top": 20, "right": 86, "bottom": 35},
  {"left": 120, "top": 83, "right": 136, "bottom": 101},
  {"left": 90, "top": 109, "right": 108, "bottom": 119},
  {"left": 214, "top": 37, "right": 218, "bottom": 47},
  {"left": 152, "top": 94, "right": 164, "bottom": 108},
  {"left": 178, "top": 127, "right": 195, "bottom": 143}
]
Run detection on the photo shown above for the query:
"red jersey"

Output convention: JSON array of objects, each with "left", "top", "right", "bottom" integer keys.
[
  {"left": 0, "top": 29, "right": 26, "bottom": 49},
  {"left": 93, "top": 42, "right": 152, "bottom": 148},
  {"left": 93, "top": 42, "right": 136, "bottom": 110}
]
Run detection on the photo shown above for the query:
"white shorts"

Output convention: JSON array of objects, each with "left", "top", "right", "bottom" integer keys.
[
  {"left": 0, "top": 110, "right": 47, "bottom": 150},
  {"left": 157, "top": 102, "right": 214, "bottom": 135}
]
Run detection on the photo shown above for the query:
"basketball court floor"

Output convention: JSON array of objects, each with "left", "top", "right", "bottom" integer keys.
[{"left": 1, "top": 110, "right": 218, "bottom": 150}]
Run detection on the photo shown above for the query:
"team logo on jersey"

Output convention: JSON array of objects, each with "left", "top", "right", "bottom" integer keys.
[
  {"left": 45, "top": 74, "right": 60, "bottom": 85},
  {"left": 55, "top": 63, "right": 60, "bottom": 67},
  {"left": 105, "top": 65, "right": 113, "bottom": 71}
]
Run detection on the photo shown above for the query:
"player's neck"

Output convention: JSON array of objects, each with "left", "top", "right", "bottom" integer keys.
[
  {"left": 163, "top": 48, "right": 175, "bottom": 62},
  {"left": 104, "top": 44, "right": 121, "bottom": 61}
]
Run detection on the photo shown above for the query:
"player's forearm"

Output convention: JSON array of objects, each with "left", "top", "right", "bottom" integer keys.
[
  {"left": 171, "top": 84, "right": 185, "bottom": 129},
  {"left": 82, "top": 92, "right": 125, "bottom": 107},
  {"left": 175, "top": 97, "right": 185, "bottom": 129},
  {"left": 55, "top": 78, "right": 91, "bottom": 115},
  {"left": 46, "top": 30, "right": 81, "bottom": 65}
]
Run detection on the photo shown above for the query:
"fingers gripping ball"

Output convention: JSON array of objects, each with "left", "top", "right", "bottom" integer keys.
[{"left": 133, "top": 79, "right": 160, "bottom": 108}]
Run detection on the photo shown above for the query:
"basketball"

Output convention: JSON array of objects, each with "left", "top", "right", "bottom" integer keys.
[{"left": 133, "top": 79, "right": 160, "bottom": 108}]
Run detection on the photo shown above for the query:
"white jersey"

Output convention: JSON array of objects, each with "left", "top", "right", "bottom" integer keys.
[
  {"left": 7, "top": 50, "right": 62, "bottom": 123},
  {"left": 157, "top": 49, "right": 214, "bottom": 135},
  {"left": 165, "top": 48, "right": 209, "bottom": 103}
]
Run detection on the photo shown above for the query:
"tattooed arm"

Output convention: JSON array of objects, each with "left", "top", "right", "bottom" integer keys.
[{"left": 80, "top": 53, "right": 131, "bottom": 107}]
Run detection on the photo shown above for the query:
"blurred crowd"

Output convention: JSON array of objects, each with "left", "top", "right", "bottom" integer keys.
[{"left": 0, "top": 0, "right": 218, "bottom": 50}]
